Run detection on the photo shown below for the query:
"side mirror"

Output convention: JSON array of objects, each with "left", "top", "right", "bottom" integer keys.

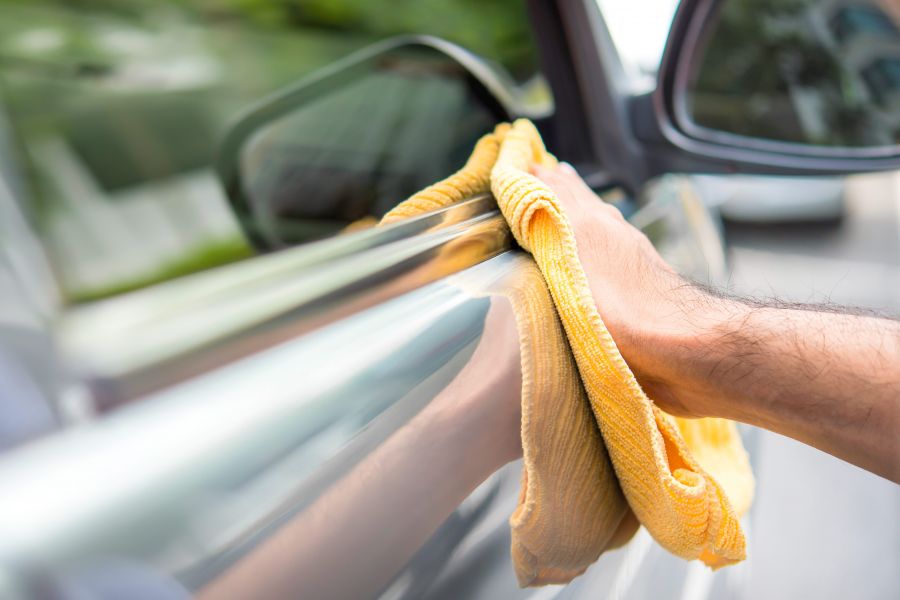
[
  {"left": 216, "top": 36, "right": 518, "bottom": 250},
  {"left": 652, "top": 0, "right": 900, "bottom": 175}
]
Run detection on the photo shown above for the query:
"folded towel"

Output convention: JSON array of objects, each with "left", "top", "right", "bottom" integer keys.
[
  {"left": 452, "top": 255, "right": 638, "bottom": 586},
  {"left": 380, "top": 119, "right": 754, "bottom": 582}
]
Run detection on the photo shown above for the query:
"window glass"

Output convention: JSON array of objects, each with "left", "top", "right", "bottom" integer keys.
[
  {"left": 686, "top": 0, "right": 900, "bottom": 147},
  {"left": 0, "top": 0, "right": 542, "bottom": 303}
]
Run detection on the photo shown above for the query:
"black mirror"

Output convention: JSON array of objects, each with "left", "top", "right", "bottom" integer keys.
[
  {"left": 217, "top": 36, "right": 514, "bottom": 249},
  {"left": 655, "top": 0, "right": 900, "bottom": 174}
]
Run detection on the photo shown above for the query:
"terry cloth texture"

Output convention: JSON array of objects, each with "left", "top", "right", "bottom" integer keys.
[
  {"left": 379, "top": 119, "right": 755, "bottom": 583},
  {"left": 451, "top": 254, "right": 637, "bottom": 586}
]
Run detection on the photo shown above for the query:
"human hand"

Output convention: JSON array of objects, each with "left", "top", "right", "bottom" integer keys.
[
  {"left": 531, "top": 163, "right": 729, "bottom": 419},
  {"left": 531, "top": 163, "right": 900, "bottom": 480}
]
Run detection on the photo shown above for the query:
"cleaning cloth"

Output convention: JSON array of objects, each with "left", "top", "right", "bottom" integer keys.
[
  {"left": 453, "top": 254, "right": 639, "bottom": 586},
  {"left": 380, "top": 119, "right": 754, "bottom": 581}
]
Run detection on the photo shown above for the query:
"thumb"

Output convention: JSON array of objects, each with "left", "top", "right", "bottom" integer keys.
[
  {"left": 532, "top": 163, "right": 625, "bottom": 224},
  {"left": 531, "top": 163, "right": 584, "bottom": 215}
]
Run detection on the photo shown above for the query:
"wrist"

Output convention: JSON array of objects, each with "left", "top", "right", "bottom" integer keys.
[{"left": 625, "top": 280, "right": 748, "bottom": 419}]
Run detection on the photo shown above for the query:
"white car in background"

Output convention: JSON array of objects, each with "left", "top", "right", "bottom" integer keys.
[{"left": 693, "top": 174, "right": 846, "bottom": 223}]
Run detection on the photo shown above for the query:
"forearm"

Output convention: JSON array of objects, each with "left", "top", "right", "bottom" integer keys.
[
  {"left": 530, "top": 163, "right": 899, "bottom": 481},
  {"left": 657, "top": 294, "right": 900, "bottom": 481}
]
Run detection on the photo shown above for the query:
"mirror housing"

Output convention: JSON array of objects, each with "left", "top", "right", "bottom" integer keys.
[
  {"left": 216, "top": 36, "right": 524, "bottom": 250},
  {"left": 643, "top": 0, "right": 900, "bottom": 177}
]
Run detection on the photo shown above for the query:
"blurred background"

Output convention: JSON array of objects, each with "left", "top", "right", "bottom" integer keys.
[
  {"left": 0, "top": 0, "right": 544, "bottom": 302},
  {"left": 0, "top": 0, "right": 898, "bottom": 598}
]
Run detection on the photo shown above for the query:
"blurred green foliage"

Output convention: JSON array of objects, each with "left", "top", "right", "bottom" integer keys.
[
  {"left": 0, "top": 0, "right": 536, "bottom": 78},
  {"left": 223, "top": 0, "right": 538, "bottom": 79},
  {"left": 0, "top": 0, "right": 539, "bottom": 302}
]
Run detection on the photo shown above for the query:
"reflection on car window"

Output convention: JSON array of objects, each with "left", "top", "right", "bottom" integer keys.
[
  {"left": 686, "top": 0, "right": 900, "bottom": 148},
  {"left": 236, "top": 52, "right": 502, "bottom": 247},
  {"left": 0, "top": 0, "right": 543, "bottom": 303},
  {"left": 831, "top": 5, "right": 898, "bottom": 43},
  {"left": 863, "top": 57, "right": 900, "bottom": 104}
]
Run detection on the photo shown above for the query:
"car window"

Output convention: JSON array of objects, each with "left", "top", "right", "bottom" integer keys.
[{"left": 0, "top": 0, "right": 543, "bottom": 304}]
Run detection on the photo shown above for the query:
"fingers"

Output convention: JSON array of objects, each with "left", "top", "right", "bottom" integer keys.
[
  {"left": 531, "top": 163, "right": 624, "bottom": 222},
  {"left": 532, "top": 163, "right": 583, "bottom": 215},
  {"left": 555, "top": 162, "right": 601, "bottom": 201},
  {"left": 558, "top": 162, "right": 578, "bottom": 176}
]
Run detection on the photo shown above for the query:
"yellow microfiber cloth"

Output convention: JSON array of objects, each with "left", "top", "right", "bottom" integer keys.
[
  {"left": 380, "top": 119, "right": 754, "bottom": 580},
  {"left": 452, "top": 254, "right": 638, "bottom": 586}
]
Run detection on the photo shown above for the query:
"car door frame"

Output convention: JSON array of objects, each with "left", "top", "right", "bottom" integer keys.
[{"left": 529, "top": 0, "right": 900, "bottom": 192}]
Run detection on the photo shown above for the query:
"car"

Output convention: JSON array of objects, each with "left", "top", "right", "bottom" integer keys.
[
  {"left": 693, "top": 174, "right": 847, "bottom": 223},
  {"left": 0, "top": 1, "right": 897, "bottom": 599}
]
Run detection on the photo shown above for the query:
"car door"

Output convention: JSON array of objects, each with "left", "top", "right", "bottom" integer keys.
[{"left": 0, "top": 1, "right": 897, "bottom": 599}]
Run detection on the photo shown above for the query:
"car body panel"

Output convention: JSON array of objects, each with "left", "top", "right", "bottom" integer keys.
[{"left": 0, "top": 159, "right": 735, "bottom": 597}]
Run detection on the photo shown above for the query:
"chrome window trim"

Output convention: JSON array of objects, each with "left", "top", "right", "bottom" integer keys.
[{"left": 60, "top": 194, "right": 510, "bottom": 410}]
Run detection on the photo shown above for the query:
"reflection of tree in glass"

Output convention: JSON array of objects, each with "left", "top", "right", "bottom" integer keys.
[
  {"left": 689, "top": 0, "right": 809, "bottom": 142},
  {"left": 269, "top": 0, "right": 538, "bottom": 80},
  {"left": 689, "top": 0, "right": 881, "bottom": 147},
  {"left": 48, "top": 0, "right": 538, "bottom": 81}
]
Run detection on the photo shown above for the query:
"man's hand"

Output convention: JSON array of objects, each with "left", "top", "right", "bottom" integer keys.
[
  {"left": 533, "top": 163, "right": 900, "bottom": 481},
  {"left": 532, "top": 163, "right": 721, "bottom": 418}
]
